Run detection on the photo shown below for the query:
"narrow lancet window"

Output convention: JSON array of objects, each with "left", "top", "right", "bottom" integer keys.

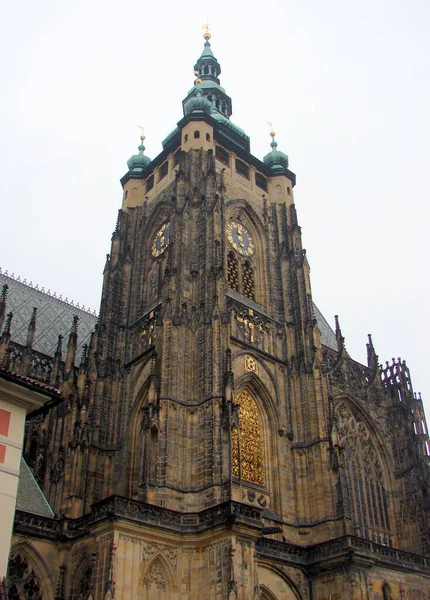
[{"left": 227, "top": 251, "right": 239, "bottom": 291}]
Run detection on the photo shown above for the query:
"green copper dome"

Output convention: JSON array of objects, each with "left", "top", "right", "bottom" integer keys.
[
  {"left": 183, "top": 85, "right": 213, "bottom": 116},
  {"left": 263, "top": 137, "right": 289, "bottom": 172},
  {"left": 127, "top": 138, "right": 151, "bottom": 172}
]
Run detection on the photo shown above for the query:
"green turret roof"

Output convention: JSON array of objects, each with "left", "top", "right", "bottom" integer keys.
[
  {"left": 263, "top": 134, "right": 289, "bottom": 172},
  {"left": 127, "top": 136, "right": 151, "bottom": 172}
]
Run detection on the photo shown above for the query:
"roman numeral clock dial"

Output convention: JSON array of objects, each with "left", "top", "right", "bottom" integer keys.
[
  {"left": 226, "top": 221, "right": 255, "bottom": 256},
  {"left": 151, "top": 223, "right": 170, "bottom": 257}
]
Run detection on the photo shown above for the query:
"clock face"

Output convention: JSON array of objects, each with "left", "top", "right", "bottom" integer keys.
[
  {"left": 227, "top": 221, "right": 255, "bottom": 256},
  {"left": 151, "top": 223, "right": 170, "bottom": 257}
]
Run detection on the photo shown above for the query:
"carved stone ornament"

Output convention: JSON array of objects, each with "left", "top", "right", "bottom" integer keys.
[{"left": 245, "top": 354, "right": 257, "bottom": 372}]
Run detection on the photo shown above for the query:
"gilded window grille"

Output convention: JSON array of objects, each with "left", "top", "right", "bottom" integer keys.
[
  {"left": 227, "top": 252, "right": 239, "bottom": 291},
  {"left": 232, "top": 390, "right": 264, "bottom": 485},
  {"left": 243, "top": 261, "right": 255, "bottom": 300}
]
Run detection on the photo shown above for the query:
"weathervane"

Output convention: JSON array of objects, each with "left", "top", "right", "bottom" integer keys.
[
  {"left": 202, "top": 20, "right": 211, "bottom": 41},
  {"left": 267, "top": 121, "right": 276, "bottom": 139},
  {"left": 138, "top": 125, "right": 146, "bottom": 141}
]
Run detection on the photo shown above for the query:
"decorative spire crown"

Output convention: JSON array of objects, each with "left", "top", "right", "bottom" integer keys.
[
  {"left": 183, "top": 28, "right": 233, "bottom": 119},
  {"left": 127, "top": 127, "right": 152, "bottom": 172},
  {"left": 263, "top": 126, "right": 289, "bottom": 172}
]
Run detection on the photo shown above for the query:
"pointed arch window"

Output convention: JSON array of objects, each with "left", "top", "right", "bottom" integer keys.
[
  {"left": 382, "top": 584, "right": 392, "bottom": 600},
  {"left": 232, "top": 390, "right": 264, "bottom": 485},
  {"left": 335, "top": 402, "right": 391, "bottom": 543},
  {"left": 243, "top": 261, "right": 255, "bottom": 300},
  {"left": 6, "top": 554, "right": 42, "bottom": 600},
  {"left": 227, "top": 251, "right": 239, "bottom": 291}
]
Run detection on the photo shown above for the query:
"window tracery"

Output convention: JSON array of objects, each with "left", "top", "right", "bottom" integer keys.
[
  {"left": 334, "top": 402, "right": 391, "bottom": 542},
  {"left": 6, "top": 554, "right": 42, "bottom": 600},
  {"left": 232, "top": 390, "right": 264, "bottom": 485}
]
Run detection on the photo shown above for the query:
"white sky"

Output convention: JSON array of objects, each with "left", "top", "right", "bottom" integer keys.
[{"left": 1, "top": 0, "right": 429, "bottom": 417}]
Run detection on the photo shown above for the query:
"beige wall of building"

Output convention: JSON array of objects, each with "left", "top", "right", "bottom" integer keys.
[{"left": 0, "top": 375, "right": 54, "bottom": 578}]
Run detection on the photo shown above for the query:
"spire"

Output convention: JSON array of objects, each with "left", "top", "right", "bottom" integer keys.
[
  {"left": 195, "top": 25, "right": 221, "bottom": 86},
  {"left": 65, "top": 315, "right": 78, "bottom": 371},
  {"left": 183, "top": 28, "right": 232, "bottom": 119},
  {"left": 0, "top": 284, "right": 8, "bottom": 333},
  {"left": 26, "top": 307, "right": 37, "bottom": 348},
  {"left": 334, "top": 315, "right": 345, "bottom": 354},
  {"left": 2, "top": 312, "right": 13, "bottom": 337}
]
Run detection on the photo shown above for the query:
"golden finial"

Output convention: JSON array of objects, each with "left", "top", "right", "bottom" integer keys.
[
  {"left": 193, "top": 69, "right": 202, "bottom": 85},
  {"left": 202, "top": 20, "right": 211, "bottom": 41},
  {"left": 138, "top": 124, "right": 146, "bottom": 141},
  {"left": 267, "top": 121, "right": 276, "bottom": 138}
]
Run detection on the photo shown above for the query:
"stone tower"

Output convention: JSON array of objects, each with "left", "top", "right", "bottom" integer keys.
[{"left": 3, "top": 32, "right": 430, "bottom": 599}]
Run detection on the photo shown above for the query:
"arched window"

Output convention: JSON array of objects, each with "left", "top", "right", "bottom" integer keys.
[
  {"left": 6, "top": 554, "right": 42, "bottom": 600},
  {"left": 194, "top": 130, "right": 200, "bottom": 139},
  {"left": 232, "top": 390, "right": 264, "bottom": 485},
  {"left": 227, "top": 252, "right": 239, "bottom": 291},
  {"left": 78, "top": 565, "right": 93, "bottom": 600},
  {"left": 382, "top": 584, "right": 392, "bottom": 600},
  {"left": 335, "top": 402, "right": 391, "bottom": 543},
  {"left": 243, "top": 261, "right": 255, "bottom": 300}
]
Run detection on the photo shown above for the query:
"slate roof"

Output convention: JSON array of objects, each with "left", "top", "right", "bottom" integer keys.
[
  {"left": 313, "top": 304, "right": 337, "bottom": 351},
  {"left": 0, "top": 272, "right": 97, "bottom": 363},
  {"left": 16, "top": 458, "right": 55, "bottom": 517}
]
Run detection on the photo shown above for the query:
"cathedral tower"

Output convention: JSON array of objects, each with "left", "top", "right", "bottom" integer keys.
[{"left": 3, "top": 31, "right": 430, "bottom": 599}]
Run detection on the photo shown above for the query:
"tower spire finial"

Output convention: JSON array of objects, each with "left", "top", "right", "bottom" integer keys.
[
  {"left": 127, "top": 125, "right": 151, "bottom": 172},
  {"left": 202, "top": 20, "right": 211, "bottom": 41},
  {"left": 267, "top": 121, "right": 277, "bottom": 150}
]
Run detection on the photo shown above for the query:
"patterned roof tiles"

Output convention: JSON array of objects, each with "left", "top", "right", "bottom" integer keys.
[{"left": 0, "top": 272, "right": 97, "bottom": 363}]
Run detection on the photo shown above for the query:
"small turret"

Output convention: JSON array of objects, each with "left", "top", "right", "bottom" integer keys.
[
  {"left": 263, "top": 129, "right": 289, "bottom": 173},
  {"left": 127, "top": 131, "right": 151, "bottom": 173}
]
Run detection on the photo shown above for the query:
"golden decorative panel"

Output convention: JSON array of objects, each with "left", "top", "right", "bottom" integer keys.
[
  {"left": 243, "top": 261, "right": 255, "bottom": 300},
  {"left": 227, "top": 252, "right": 239, "bottom": 291},
  {"left": 232, "top": 390, "right": 264, "bottom": 485}
]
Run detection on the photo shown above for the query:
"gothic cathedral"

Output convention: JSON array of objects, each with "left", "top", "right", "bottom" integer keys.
[{"left": 2, "top": 32, "right": 430, "bottom": 599}]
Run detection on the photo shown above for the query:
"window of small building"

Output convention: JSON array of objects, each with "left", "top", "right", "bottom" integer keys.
[
  {"left": 215, "top": 145, "right": 230, "bottom": 166},
  {"left": 183, "top": 134, "right": 188, "bottom": 143},
  {"left": 146, "top": 175, "right": 154, "bottom": 193},
  {"left": 173, "top": 148, "right": 181, "bottom": 167},
  {"left": 206, "top": 133, "right": 210, "bottom": 141},
  {"left": 159, "top": 161, "right": 168, "bottom": 181},
  {"left": 255, "top": 173, "right": 268, "bottom": 192},
  {"left": 235, "top": 159, "right": 250, "bottom": 180},
  {"left": 287, "top": 186, "right": 291, "bottom": 196},
  {"left": 194, "top": 130, "right": 200, "bottom": 139}
]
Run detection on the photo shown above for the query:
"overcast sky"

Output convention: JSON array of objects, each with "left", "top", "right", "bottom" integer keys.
[{"left": 1, "top": 0, "right": 429, "bottom": 417}]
